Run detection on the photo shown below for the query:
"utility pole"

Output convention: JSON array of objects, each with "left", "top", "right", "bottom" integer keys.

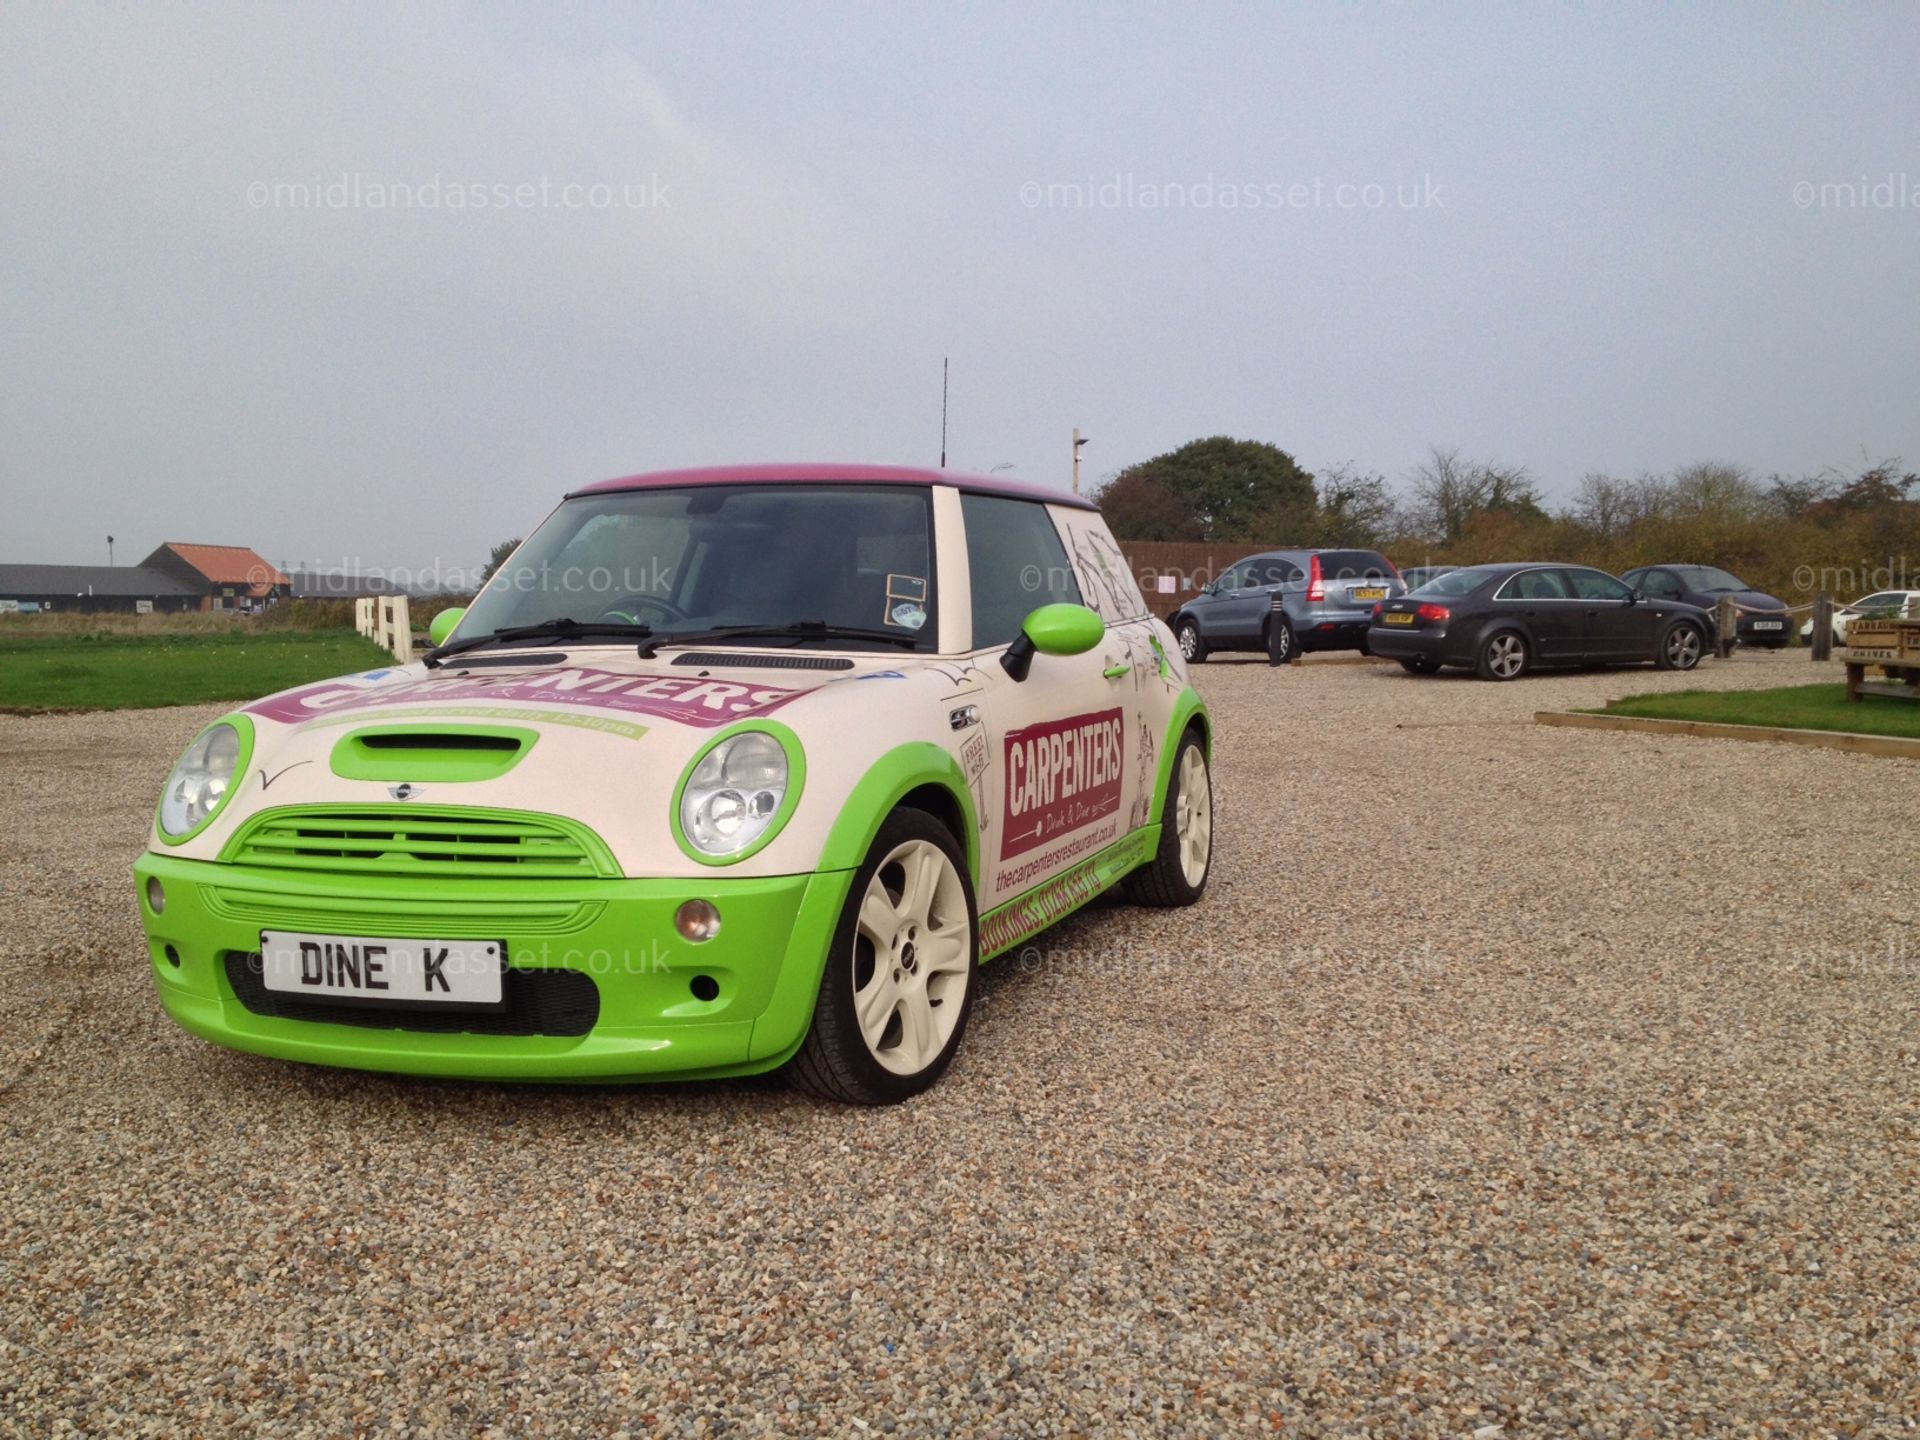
[
  {"left": 1072, "top": 428, "right": 1088, "bottom": 495},
  {"left": 940, "top": 358, "right": 948, "bottom": 469},
  {"left": 107, "top": 535, "right": 115, "bottom": 567}
]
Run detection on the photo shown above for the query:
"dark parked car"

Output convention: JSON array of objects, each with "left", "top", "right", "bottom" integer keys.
[
  {"left": 1400, "top": 565, "right": 1458, "bottom": 590},
  {"left": 1367, "top": 563, "right": 1713, "bottom": 680},
  {"left": 1617, "top": 564, "right": 1792, "bottom": 648},
  {"left": 1171, "top": 548, "right": 1404, "bottom": 663}
]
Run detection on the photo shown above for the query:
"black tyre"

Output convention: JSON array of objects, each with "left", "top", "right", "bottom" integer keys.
[
  {"left": 1266, "top": 617, "right": 1297, "bottom": 667},
  {"left": 1176, "top": 620, "right": 1209, "bottom": 664},
  {"left": 1476, "top": 630, "right": 1529, "bottom": 681},
  {"left": 1123, "top": 729, "right": 1211, "bottom": 908},
  {"left": 1398, "top": 656, "right": 1438, "bottom": 675},
  {"left": 785, "top": 809, "right": 978, "bottom": 1104},
  {"left": 1656, "top": 622, "right": 1705, "bottom": 671}
]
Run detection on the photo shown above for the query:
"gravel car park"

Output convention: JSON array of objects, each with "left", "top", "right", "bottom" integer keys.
[{"left": 5, "top": 649, "right": 1916, "bottom": 1434}]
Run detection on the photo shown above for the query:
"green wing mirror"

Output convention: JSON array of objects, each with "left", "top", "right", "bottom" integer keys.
[
  {"left": 428, "top": 606, "right": 467, "bottom": 648},
  {"left": 1001, "top": 603, "right": 1105, "bottom": 681}
]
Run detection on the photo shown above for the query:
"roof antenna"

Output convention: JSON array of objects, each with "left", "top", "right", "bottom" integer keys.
[{"left": 939, "top": 357, "right": 948, "bottom": 469}]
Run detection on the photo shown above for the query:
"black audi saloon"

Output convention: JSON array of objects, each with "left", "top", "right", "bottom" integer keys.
[{"left": 1368, "top": 563, "right": 1714, "bottom": 680}]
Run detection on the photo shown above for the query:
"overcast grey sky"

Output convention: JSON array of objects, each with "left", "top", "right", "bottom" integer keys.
[{"left": 3, "top": 3, "right": 1916, "bottom": 578}]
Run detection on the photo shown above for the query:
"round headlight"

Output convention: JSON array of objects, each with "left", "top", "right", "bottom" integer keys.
[
  {"left": 679, "top": 731, "right": 791, "bottom": 857},
  {"left": 159, "top": 721, "right": 245, "bottom": 837}
]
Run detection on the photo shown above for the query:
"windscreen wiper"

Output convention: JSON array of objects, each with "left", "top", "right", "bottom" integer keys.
[
  {"left": 637, "top": 621, "right": 923, "bottom": 658},
  {"left": 424, "top": 617, "right": 654, "bottom": 668}
]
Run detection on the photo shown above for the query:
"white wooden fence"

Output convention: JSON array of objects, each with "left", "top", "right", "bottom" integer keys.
[{"left": 356, "top": 595, "right": 413, "bottom": 662}]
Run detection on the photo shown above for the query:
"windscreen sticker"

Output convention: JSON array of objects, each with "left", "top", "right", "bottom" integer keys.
[
  {"left": 248, "top": 668, "right": 803, "bottom": 728},
  {"left": 884, "top": 574, "right": 928, "bottom": 630},
  {"left": 999, "top": 707, "right": 1125, "bottom": 859}
]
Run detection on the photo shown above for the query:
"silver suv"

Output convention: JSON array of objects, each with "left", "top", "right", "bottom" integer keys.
[{"left": 1169, "top": 548, "right": 1406, "bottom": 663}]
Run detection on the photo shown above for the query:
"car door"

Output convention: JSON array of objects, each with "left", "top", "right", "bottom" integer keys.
[
  {"left": 959, "top": 493, "right": 1139, "bottom": 912},
  {"left": 1497, "top": 567, "right": 1583, "bottom": 660},
  {"left": 1051, "top": 505, "right": 1185, "bottom": 838},
  {"left": 1205, "top": 559, "right": 1268, "bottom": 643},
  {"left": 1566, "top": 568, "right": 1650, "bottom": 659}
]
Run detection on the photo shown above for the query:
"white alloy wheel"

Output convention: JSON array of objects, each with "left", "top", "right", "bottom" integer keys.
[
  {"left": 1175, "top": 744, "right": 1212, "bottom": 887},
  {"left": 851, "top": 838, "right": 972, "bottom": 1076}
]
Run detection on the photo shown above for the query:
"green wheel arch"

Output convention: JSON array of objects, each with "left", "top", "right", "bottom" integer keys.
[
  {"left": 816, "top": 741, "right": 980, "bottom": 885},
  {"left": 746, "top": 742, "right": 980, "bottom": 1063},
  {"left": 1148, "top": 688, "right": 1211, "bottom": 827}
]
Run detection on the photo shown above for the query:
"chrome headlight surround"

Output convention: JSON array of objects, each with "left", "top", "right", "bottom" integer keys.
[
  {"left": 156, "top": 716, "right": 254, "bottom": 843},
  {"left": 673, "top": 724, "right": 804, "bottom": 864}
]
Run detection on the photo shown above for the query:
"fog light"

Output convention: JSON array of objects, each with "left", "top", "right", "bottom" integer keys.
[
  {"left": 675, "top": 899, "right": 722, "bottom": 943},
  {"left": 146, "top": 877, "right": 166, "bottom": 915}
]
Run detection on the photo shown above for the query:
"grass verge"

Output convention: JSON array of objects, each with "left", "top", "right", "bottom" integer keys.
[
  {"left": 1590, "top": 682, "right": 1920, "bottom": 740},
  {"left": 0, "top": 629, "right": 396, "bottom": 712}
]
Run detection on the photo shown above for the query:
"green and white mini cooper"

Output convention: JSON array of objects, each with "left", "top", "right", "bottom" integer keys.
[{"left": 135, "top": 465, "right": 1213, "bottom": 1102}]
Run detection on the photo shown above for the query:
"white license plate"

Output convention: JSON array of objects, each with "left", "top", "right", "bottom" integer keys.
[
  {"left": 260, "top": 930, "right": 505, "bottom": 1007},
  {"left": 1751, "top": 620, "right": 1783, "bottom": 630}
]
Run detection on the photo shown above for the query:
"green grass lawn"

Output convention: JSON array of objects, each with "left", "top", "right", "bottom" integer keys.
[
  {"left": 1592, "top": 682, "right": 1920, "bottom": 740},
  {"left": 0, "top": 629, "right": 396, "bottom": 712}
]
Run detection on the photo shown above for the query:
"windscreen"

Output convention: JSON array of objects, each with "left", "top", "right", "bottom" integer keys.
[
  {"left": 1315, "top": 550, "right": 1396, "bottom": 581},
  {"left": 458, "top": 484, "right": 938, "bottom": 648},
  {"left": 1411, "top": 568, "right": 1489, "bottom": 598},
  {"left": 1673, "top": 565, "right": 1747, "bottom": 592}
]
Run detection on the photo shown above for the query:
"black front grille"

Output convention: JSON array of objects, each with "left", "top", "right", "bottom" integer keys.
[{"left": 223, "top": 953, "right": 599, "bottom": 1037}]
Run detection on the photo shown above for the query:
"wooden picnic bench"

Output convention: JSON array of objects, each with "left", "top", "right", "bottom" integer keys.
[{"left": 1842, "top": 617, "right": 1920, "bottom": 703}]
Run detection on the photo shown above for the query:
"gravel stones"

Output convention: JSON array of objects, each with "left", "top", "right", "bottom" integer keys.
[{"left": 2, "top": 650, "right": 1914, "bottom": 1434}]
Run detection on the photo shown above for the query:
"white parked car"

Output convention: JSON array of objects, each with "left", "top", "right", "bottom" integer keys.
[
  {"left": 135, "top": 465, "right": 1214, "bottom": 1103},
  {"left": 1799, "top": 590, "right": 1920, "bottom": 645}
]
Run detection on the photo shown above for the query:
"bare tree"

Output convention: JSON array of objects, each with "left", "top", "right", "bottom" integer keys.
[
  {"left": 1310, "top": 462, "right": 1401, "bottom": 547},
  {"left": 1406, "top": 446, "right": 1538, "bottom": 544}
]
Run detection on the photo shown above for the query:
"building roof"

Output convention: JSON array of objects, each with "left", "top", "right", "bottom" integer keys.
[
  {"left": 0, "top": 564, "right": 197, "bottom": 598},
  {"left": 567, "top": 463, "right": 1099, "bottom": 511},
  {"left": 152, "top": 543, "right": 290, "bottom": 587}
]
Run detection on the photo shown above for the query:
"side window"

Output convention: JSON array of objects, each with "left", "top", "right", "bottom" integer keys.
[
  {"left": 1642, "top": 570, "right": 1683, "bottom": 600},
  {"left": 1568, "top": 569, "right": 1631, "bottom": 601},
  {"left": 1248, "top": 558, "right": 1301, "bottom": 588},
  {"left": 1215, "top": 561, "right": 1251, "bottom": 593},
  {"left": 962, "top": 494, "right": 1083, "bottom": 648},
  {"left": 1507, "top": 569, "right": 1570, "bottom": 601}
]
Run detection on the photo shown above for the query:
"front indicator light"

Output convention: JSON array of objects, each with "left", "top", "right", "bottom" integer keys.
[{"left": 675, "top": 900, "right": 722, "bottom": 943}]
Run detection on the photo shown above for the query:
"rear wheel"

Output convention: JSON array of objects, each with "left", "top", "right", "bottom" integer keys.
[
  {"left": 1266, "top": 617, "right": 1297, "bottom": 667},
  {"left": 1657, "top": 622, "right": 1704, "bottom": 671},
  {"left": 786, "top": 809, "right": 978, "bottom": 1104},
  {"left": 1476, "top": 630, "right": 1529, "bottom": 681},
  {"left": 1124, "top": 730, "right": 1211, "bottom": 907},
  {"left": 1176, "top": 620, "right": 1208, "bottom": 664},
  {"left": 1399, "top": 656, "right": 1438, "bottom": 675}
]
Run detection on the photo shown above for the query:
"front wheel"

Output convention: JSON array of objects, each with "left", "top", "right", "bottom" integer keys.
[
  {"left": 786, "top": 809, "right": 978, "bottom": 1104},
  {"left": 1657, "top": 623, "right": 1704, "bottom": 671},
  {"left": 1124, "top": 730, "right": 1211, "bottom": 907},
  {"left": 1476, "top": 630, "right": 1529, "bottom": 681},
  {"left": 1176, "top": 620, "right": 1209, "bottom": 664}
]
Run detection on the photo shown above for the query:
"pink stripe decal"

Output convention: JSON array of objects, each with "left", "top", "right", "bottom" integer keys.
[{"left": 248, "top": 667, "right": 805, "bottom": 729}]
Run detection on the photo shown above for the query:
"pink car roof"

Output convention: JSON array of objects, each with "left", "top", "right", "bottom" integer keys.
[{"left": 566, "top": 462, "right": 1098, "bottom": 511}]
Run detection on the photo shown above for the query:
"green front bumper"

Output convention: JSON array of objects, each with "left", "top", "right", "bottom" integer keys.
[{"left": 133, "top": 854, "right": 853, "bottom": 1081}]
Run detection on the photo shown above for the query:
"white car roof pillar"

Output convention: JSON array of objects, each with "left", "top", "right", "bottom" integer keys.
[{"left": 931, "top": 486, "right": 973, "bottom": 655}]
